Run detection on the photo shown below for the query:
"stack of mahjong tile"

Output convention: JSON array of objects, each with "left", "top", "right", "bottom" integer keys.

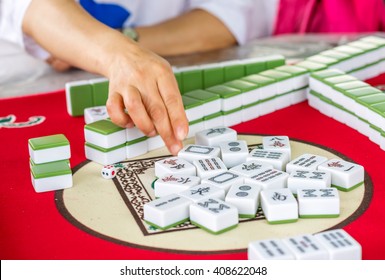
[
  {"left": 28, "top": 134, "right": 73, "bottom": 193},
  {"left": 143, "top": 126, "right": 365, "bottom": 235},
  {"left": 303, "top": 35, "right": 385, "bottom": 81},
  {"left": 248, "top": 229, "right": 362, "bottom": 260},
  {"left": 308, "top": 68, "right": 385, "bottom": 151}
]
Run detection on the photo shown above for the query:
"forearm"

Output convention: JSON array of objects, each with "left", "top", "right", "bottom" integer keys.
[
  {"left": 22, "top": 0, "right": 133, "bottom": 77},
  {"left": 136, "top": 9, "right": 237, "bottom": 56}
]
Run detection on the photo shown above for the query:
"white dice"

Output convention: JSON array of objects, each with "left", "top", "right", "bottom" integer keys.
[{"left": 101, "top": 165, "right": 117, "bottom": 179}]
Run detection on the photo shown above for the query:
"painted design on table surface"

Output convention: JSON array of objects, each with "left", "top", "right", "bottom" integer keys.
[{"left": 0, "top": 114, "right": 45, "bottom": 129}]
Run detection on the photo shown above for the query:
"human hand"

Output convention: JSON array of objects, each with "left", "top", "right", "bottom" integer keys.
[{"left": 105, "top": 39, "right": 189, "bottom": 155}]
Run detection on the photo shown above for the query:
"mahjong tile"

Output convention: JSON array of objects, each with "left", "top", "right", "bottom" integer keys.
[
  {"left": 260, "top": 188, "right": 298, "bottom": 224},
  {"left": 179, "top": 183, "right": 225, "bottom": 203},
  {"left": 225, "top": 182, "right": 262, "bottom": 218},
  {"left": 247, "top": 149, "right": 290, "bottom": 171},
  {"left": 244, "top": 168, "right": 289, "bottom": 190},
  {"left": 282, "top": 234, "right": 329, "bottom": 260},
  {"left": 230, "top": 160, "right": 274, "bottom": 178},
  {"left": 297, "top": 188, "right": 340, "bottom": 218},
  {"left": 154, "top": 174, "right": 201, "bottom": 198},
  {"left": 154, "top": 157, "right": 196, "bottom": 178},
  {"left": 218, "top": 140, "right": 249, "bottom": 168},
  {"left": 314, "top": 229, "right": 362, "bottom": 260},
  {"left": 143, "top": 194, "right": 192, "bottom": 230},
  {"left": 287, "top": 170, "right": 331, "bottom": 195},
  {"left": 248, "top": 239, "right": 295, "bottom": 260},
  {"left": 262, "top": 136, "right": 291, "bottom": 158},
  {"left": 195, "top": 126, "right": 237, "bottom": 147},
  {"left": 193, "top": 157, "right": 227, "bottom": 179},
  {"left": 286, "top": 153, "right": 328, "bottom": 173},
  {"left": 317, "top": 159, "right": 364, "bottom": 191},
  {"left": 189, "top": 198, "right": 238, "bottom": 234},
  {"left": 178, "top": 144, "right": 220, "bottom": 163}
]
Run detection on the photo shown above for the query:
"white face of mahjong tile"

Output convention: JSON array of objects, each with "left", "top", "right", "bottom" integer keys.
[
  {"left": 204, "top": 171, "right": 241, "bottom": 185},
  {"left": 262, "top": 136, "right": 290, "bottom": 149},
  {"left": 290, "top": 170, "right": 330, "bottom": 180},
  {"left": 251, "top": 239, "right": 295, "bottom": 260},
  {"left": 156, "top": 157, "right": 195, "bottom": 173},
  {"left": 284, "top": 235, "right": 328, "bottom": 257},
  {"left": 196, "top": 198, "right": 234, "bottom": 215},
  {"left": 194, "top": 157, "right": 227, "bottom": 172},
  {"left": 157, "top": 175, "right": 200, "bottom": 187},
  {"left": 297, "top": 188, "right": 338, "bottom": 200},
  {"left": 249, "top": 149, "right": 286, "bottom": 160},
  {"left": 249, "top": 168, "right": 288, "bottom": 185},
  {"left": 179, "top": 184, "right": 224, "bottom": 201},
  {"left": 319, "top": 159, "right": 362, "bottom": 174},
  {"left": 288, "top": 153, "right": 328, "bottom": 169},
  {"left": 201, "top": 127, "right": 235, "bottom": 139},
  {"left": 230, "top": 161, "right": 274, "bottom": 177},
  {"left": 263, "top": 189, "right": 296, "bottom": 205}
]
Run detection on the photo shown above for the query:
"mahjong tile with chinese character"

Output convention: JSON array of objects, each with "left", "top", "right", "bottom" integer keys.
[
  {"left": 286, "top": 153, "right": 328, "bottom": 173},
  {"left": 84, "top": 106, "right": 109, "bottom": 124},
  {"left": 179, "top": 183, "right": 225, "bottom": 203},
  {"left": 143, "top": 194, "right": 192, "bottom": 230},
  {"left": 230, "top": 160, "right": 274, "bottom": 178},
  {"left": 248, "top": 239, "right": 295, "bottom": 260},
  {"left": 154, "top": 157, "right": 196, "bottom": 178},
  {"left": 178, "top": 144, "right": 221, "bottom": 163},
  {"left": 225, "top": 182, "right": 262, "bottom": 218},
  {"left": 282, "top": 234, "right": 329, "bottom": 260},
  {"left": 317, "top": 159, "right": 364, "bottom": 191},
  {"left": 297, "top": 188, "right": 340, "bottom": 218},
  {"left": 195, "top": 126, "right": 237, "bottom": 147},
  {"left": 247, "top": 149, "right": 289, "bottom": 171},
  {"left": 218, "top": 140, "right": 249, "bottom": 168},
  {"left": 314, "top": 229, "right": 362, "bottom": 260},
  {"left": 189, "top": 198, "right": 238, "bottom": 234},
  {"left": 244, "top": 168, "right": 289, "bottom": 190},
  {"left": 154, "top": 175, "right": 201, "bottom": 198},
  {"left": 287, "top": 170, "right": 331, "bottom": 195},
  {"left": 260, "top": 188, "right": 298, "bottom": 224},
  {"left": 201, "top": 171, "right": 243, "bottom": 193},
  {"left": 193, "top": 157, "right": 227, "bottom": 179},
  {"left": 262, "top": 136, "right": 291, "bottom": 158}
]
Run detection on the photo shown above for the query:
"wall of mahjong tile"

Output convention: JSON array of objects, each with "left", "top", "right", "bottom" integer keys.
[{"left": 56, "top": 135, "right": 370, "bottom": 254}]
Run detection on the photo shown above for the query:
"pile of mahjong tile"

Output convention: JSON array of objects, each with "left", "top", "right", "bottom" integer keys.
[
  {"left": 143, "top": 126, "right": 365, "bottom": 236},
  {"left": 28, "top": 134, "right": 73, "bottom": 192}
]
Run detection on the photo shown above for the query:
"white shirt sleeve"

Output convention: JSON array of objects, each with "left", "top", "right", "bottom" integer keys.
[
  {"left": 0, "top": 0, "right": 50, "bottom": 59},
  {"left": 188, "top": 0, "right": 278, "bottom": 45}
]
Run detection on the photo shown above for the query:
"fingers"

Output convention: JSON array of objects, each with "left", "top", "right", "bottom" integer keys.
[
  {"left": 140, "top": 82, "right": 183, "bottom": 155},
  {"left": 106, "top": 92, "right": 134, "bottom": 128},
  {"left": 157, "top": 69, "right": 189, "bottom": 142}
]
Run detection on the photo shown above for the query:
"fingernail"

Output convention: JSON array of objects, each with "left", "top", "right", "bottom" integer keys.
[
  {"left": 176, "top": 126, "right": 187, "bottom": 141},
  {"left": 148, "top": 130, "right": 157, "bottom": 137},
  {"left": 170, "top": 144, "right": 182, "bottom": 155}
]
